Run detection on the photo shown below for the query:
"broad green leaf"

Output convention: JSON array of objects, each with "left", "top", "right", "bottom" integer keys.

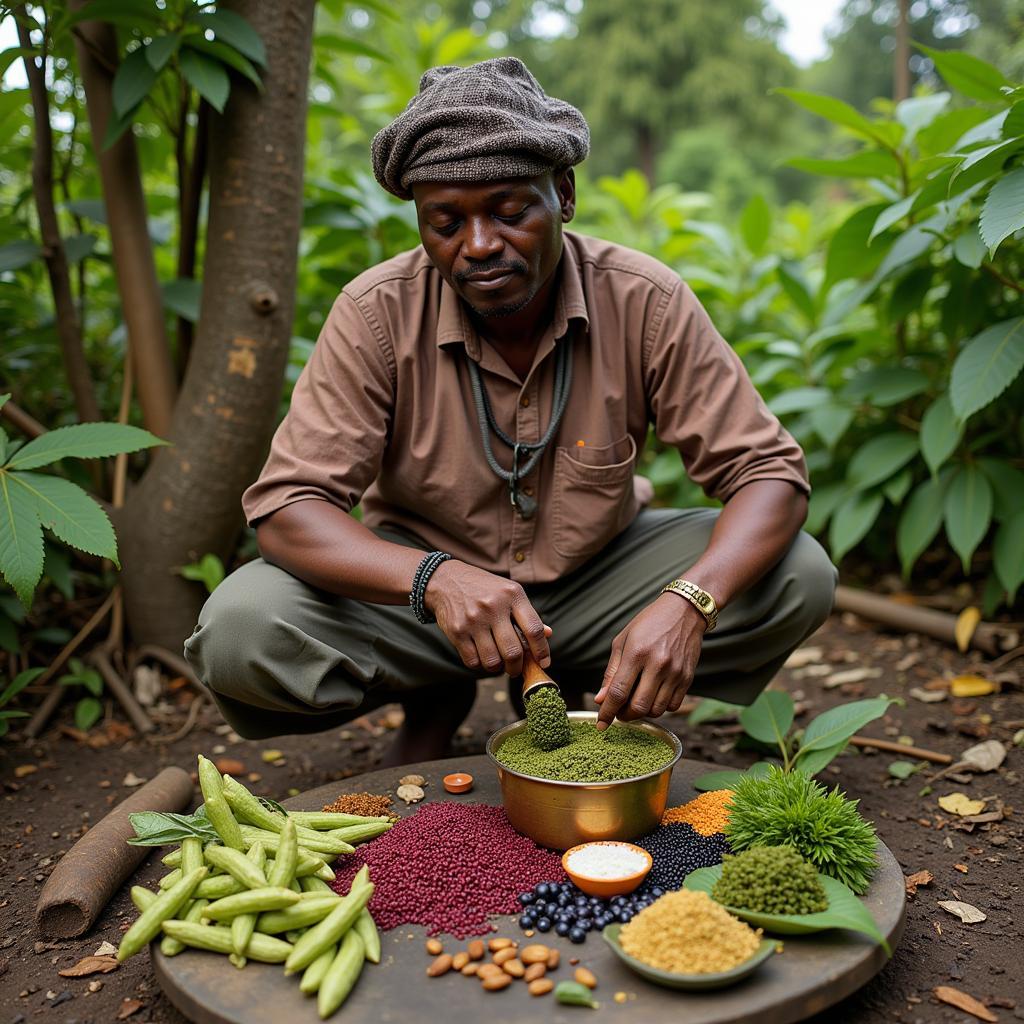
[
  {"left": 5, "top": 423, "right": 167, "bottom": 471},
  {"left": 920, "top": 394, "right": 963, "bottom": 475},
  {"left": 952, "top": 227, "right": 986, "bottom": 268},
  {"left": 739, "top": 193, "right": 771, "bottom": 256},
  {"left": 896, "top": 93, "right": 950, "bottom": 141},
  {"left": 9, "top": 473, "right": 118, "bottom": 563},
  {"left": 805, "top": 481, "right": 846, "bottom": 535},
  {"left": 825, "top": 204, "right": 890, "bottom": 285},
  {"left": 767, "top": 387, "right": 831, "bottom": 416},
  {"left": 775, "top": 88, "right": 894, "bottom": 148},
  {"left": 898, "top": 477, "right": 946, "bottom": 576},
  {"left": 102, "top": 101, "right": 138, "bottom": 150},
  {"left": 847, "top": 433, "right": 918, "bottom": 491},
  {"left": 978, "top": 458, "right": 1024, "bottom": 521},
  {"left": 195, "top": 9, "right": 268, "bottom": 67},
  {"left": 63, "top": 233, "right": 97, "bottom": 264},
  {"left": 917, "top": 45, "right": 1012, "bottom": 103},
  {"left": 145, "top": 34, "right": 180, "bottom": 73},
  {"left": 0, "top": 473, "right": 44, "bottom": 609},
  {"left": 793, "top": 742, "right": 848, "bottom": 776},
  {"left": 888, "top": 266, "right": 934, "bottom": 324},
  {"left": 0, "top": 666, "right": 44, "bottom": 706},
  {"left": 808, "top": 404, "right": 854, "bottom": 450},
  {"left": 872, "top": 222, "right": 939, "bottom": 282},
  {"left": 917, "top": 108, "right": 993, "bottom": 155},
  {"left": 180, "top": 553, "right": 225, "bottom": 593},
  {"left": 883, "top": 467, "right": 912, "bottom": 505},
  {"left": 684, "top": 866, "right": 888, "bottom": 951},
  {"left": 829, "top": 491, "right": 883, "bottom": 562},
  {"left": 314, "top": 33, "right": 388, "bottom": 62},
  {"left": 162, "top": 277, "right": 202, "bottom": 323},
  {"left": 75, "top": 696, "right": 103, "bottom": 731},
  {"left": 888, "top": 760, "right": 921, "bottom": 780},
  {"left": 183, "top": 37, "right": 262, "bottom": 89},
  {"left": 777, "top": 262, "right": 817, "bottom": 321},
  {"left": 0, "top": 240, "right": 41, "bottom": 273},
  {"left": 950, "top": 318, "right": 1024, "bottom": 421},
  {"left": 59, "top": 0, "right": 162, "bottom": 31},
  {"left": 787, "top": 151, "right": 901, "bottom": 180},
  {"left": 869, "top": 193, "right": 918, "bottom": 243},
  {"left": 950, "top": 137, "right": 1024, "bottom": 194},
  {"left": 944, "top": 464, "right": 994, "bottom": 572},
  {"left": 692, "top": 761, "right": 774, "bottom": 793},
  {"left": 127, "top": 809, "right": 221, "bottom": 846},
  {"left": 979, "top": 166, "right": 1024, "bottom": 257},
  {"left": 993, "top": 511, "right": 1024, "bottom": 602},
  {"left": 738, "top": 690, "right": 794, "bottom": 748},
  {"left": 843, "top": 367, "right": 929, "bottom": 408},
  {"left": 64, "top": 198, "right": 107, "bottom": 223},
  {"left": 179, "top": 49, "right": 230, "bottom": 113},
  {"left": 801, "top": 697, "right": 894, "bottom": 755},
  {"left": 112, "top": 45, "right": 158, "bottom": 119},
  {"left": 43, "top": 541, "right": 73, "bottom": 599},
  {"left": 687, "top": 698, "right": 740, "bottom": 726},
  {"left": 1005, "top": 100, "right": 1024, "bottom": 139}
]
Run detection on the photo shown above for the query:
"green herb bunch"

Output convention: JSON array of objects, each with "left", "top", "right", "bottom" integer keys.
[
  {"left": 724, "top": 767, "right": 878, "bottom": 895},
  {"left": 712, "top": 845, "right": 827, "bottom": 915}
]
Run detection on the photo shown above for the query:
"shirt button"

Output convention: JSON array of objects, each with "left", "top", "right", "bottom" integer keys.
[
  {"left": 520, "top": 396, "right": 530, "bottom": 408},
  {"left": 514, "top": 551, "right": 526, "bottom": 563}
]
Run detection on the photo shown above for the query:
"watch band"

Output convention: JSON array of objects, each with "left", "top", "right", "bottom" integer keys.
[{"left": 662, "top": 578, "right": 719, "bottom": 632}]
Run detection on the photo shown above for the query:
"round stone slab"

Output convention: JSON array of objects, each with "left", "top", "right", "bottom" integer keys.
[{"left": 154, "top": 756, "right": 905, "bottom": 1024}]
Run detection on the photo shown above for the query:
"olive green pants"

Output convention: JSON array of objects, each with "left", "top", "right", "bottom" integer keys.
[{"left": 184, "top": 508, "right": 837, "bottom": 739}]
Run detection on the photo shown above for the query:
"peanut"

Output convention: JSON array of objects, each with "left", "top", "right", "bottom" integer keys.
[
  {"left": 492, "top": 947, "right": 517, "bottom": 966},
  {"left": 574, "top": 967, "right": 597, "bottom": 989},
  {"left": 528, "top": 978, "right": 554, "bottom": 996},
  {"left": 481, "top": 973, "right": 513, "bottom": 991},
  {"left": 467, "top": 939, "right": 485, "bottom": 961},
  {"left": 524, "top": 962, "right": 547, "bottom": 983},
  {"left": 488, "top": 937, "right": 514, "bottom": 952},
  {"left": 502, "top": 958, "right": 525, "bottom": 978},
  {"left": 452, "top": 952, "right": 470, "bottom": 971},
  {"left": 520, "top": 944, "right": 550, "bottom": 965},
  {"left": 546, "top": 948, "right": 560, "bottom": 970},
  {"left": 461, "top": 962, "right": 480, "bottom": 976},
  {"left": 426, "top": 954, "right": 453, "bottom": 977},
  {"left": 425, "top": 938, "right": 443, "bottom": 956},
  {"left": 477, "top": 963, "right": 504, "bottom": 980}
]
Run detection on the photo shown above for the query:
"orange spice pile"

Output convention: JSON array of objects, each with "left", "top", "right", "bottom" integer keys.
[{"left": 661, "top": 789, "right": 732, "bottom": 835}]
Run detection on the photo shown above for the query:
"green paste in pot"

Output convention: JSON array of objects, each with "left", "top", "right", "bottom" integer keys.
[
  {"left": 497, "top": 719, "right": 674, "bottom": 782},
  {"left": 525, "top": 686, "right": 572, "bottom": 751}
]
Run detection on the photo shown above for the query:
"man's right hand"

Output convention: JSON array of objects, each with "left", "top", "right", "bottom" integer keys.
[{"left": 424, "top": 560, "right": 551, "bottom": 677}]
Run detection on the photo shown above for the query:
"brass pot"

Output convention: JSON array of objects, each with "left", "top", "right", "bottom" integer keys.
[{"left": 485, "top": 711, "right": 682, "bottom": 851}]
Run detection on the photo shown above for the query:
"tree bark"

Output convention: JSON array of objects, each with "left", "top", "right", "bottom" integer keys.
[
  {"left": 175, "top": 97, "right": 208, "bottom": 378},
  {"left": 70, "top": 4, "right": 176, "bottom": 436},
  {"left": 894, "top": 0, "right": 911, "bottom": 102},
  {"left": 17, "top": 8, "right": 100, "bottom": 426},
  {"left": 117, "top": 0, "right": 317, "bottom": 650}
]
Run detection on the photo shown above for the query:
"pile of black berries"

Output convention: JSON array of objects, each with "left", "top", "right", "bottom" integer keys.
[
  {"left": 633, "top": 823, "right": 731, "bottom": 891},
  {"left": 515, "top": 881, "right": 666, "bottom": 944}
]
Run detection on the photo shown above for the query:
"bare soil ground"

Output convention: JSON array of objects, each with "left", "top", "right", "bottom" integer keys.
[{"left": 1, "top": 612, "right": 1021, "bottom": 1024}]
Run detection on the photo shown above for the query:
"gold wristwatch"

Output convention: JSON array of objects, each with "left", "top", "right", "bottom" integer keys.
[{"left": 662, "top": 578, "right": 719, "bottom": 632}]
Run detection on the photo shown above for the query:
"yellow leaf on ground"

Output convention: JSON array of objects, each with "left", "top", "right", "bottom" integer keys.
[
  {"left": 938, "top": 792, "right": 987, "bottom": 816},
  {"left": 954, "top": 606, "right": 981, "bottom": 652},
  {"left": 950, "top": 675, "right": 997, "bottom": 698}
]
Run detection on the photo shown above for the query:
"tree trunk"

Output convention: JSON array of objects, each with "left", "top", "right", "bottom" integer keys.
[
  {"left": 894, "top": 0, "right": 911, "bottom": 102},
  {"left": 117, "top": 0, "right": 317, "bottom": 651},
  {"left": 637, "top": 123, "right": 656, "bottom": 185}
]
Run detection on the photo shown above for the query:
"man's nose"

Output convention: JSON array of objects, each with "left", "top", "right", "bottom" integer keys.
[{"left": 461, "top": 216, "right": 503, "bottom": 261}]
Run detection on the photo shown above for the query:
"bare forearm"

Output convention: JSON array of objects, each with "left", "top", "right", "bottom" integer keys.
[
  {"left": 682, "top": 480, "right": 808, "bottom": 608},
  {"left": 255, "top": 500, "right": 423, "bottom": 603}
]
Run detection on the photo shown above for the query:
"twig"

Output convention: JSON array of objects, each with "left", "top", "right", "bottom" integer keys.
[
  {"left": 130, "top": 644, "right": 205, "bottom": 697},
  {"left": 982, "top": 262, "right": 1024, "bottom": 295},
  {"left": 849, "top": 735, "right": 952, "bottom": 764},
  {"left": 149, "top": 692, "right": 206, "bottom": 745},
  {"left": 988, "top": 645, "right": 1024, "bottom": 671},
  {"left": 87, "top": 649, "right": 153, "bottom": 734},
  {"left": 0, "top": 398, "right": 46, "bottom": 439}
]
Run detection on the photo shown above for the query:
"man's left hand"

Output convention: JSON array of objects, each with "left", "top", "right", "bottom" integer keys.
[{"left": 594, "top": 593, "right": 706, "bottom": 729}]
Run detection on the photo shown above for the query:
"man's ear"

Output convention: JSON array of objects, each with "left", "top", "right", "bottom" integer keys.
[{"left": 557, "top": 167, "right": 576, "bottom": 223}]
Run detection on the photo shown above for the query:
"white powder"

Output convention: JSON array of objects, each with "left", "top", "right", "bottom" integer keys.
[{"left": 566, "top": 843, "right": 649, "bottom": 879}]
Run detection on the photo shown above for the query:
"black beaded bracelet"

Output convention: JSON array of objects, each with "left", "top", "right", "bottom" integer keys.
[{"left": 410, "top": 550, "right": 451, "bottom": 624}]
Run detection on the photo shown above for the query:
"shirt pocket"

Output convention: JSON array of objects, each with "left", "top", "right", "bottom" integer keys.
[{"left": 552, "top": 434, "right": 638, "bottom": 561}]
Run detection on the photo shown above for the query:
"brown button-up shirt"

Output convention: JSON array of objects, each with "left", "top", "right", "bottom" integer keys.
[{"left": 243, "top": 231, "right": 808, "bottom": 584}]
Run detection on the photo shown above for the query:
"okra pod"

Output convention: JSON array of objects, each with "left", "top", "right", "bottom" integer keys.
[
  {"left": 318, "top": 930, "right": 365, "bottom": 1019},
  {"left": 300, "top": 876, "right": 334, "bottom": 895},
  {"left": 237, "top": 825, "right": 347, "bottom": 862},
  {"left": 117, "top": 866, "right": 208, "bottom": 962},
  {"left": 353, "top": 908, "right": 380, "bottom": 964},
  {"left": 287, "top": 811, "right": 390, "bottom": 830},
  {"left": 160, "top": 897, "right": 209, "bottom": 957},
  {"left": 158, "top": 868, "right": 182, "bottom": 890},
  {"left": 284, "top": 882, "right": 374, "bottom": 974},
  {"left": 204, "top": 845, "right": 268, "bottom": 889},
  {"left": 181, "top": 836, "right": 204, "bottom": 875},
  {"left": 160, "top": 921, "right": 293, "bottom": 963},
  {"left": 161, "top": 849, "right": 181, "bottom": 867},
  {"left": 130, "top": 885, "right": 157, "bottom": 912},
  {"left": 204, "top": 886, "right": 302, "bottom": 921},
  {"left": 194, "top": 874, "right": 245, "bottom": 900},
  {"left": 257, "top": 895, "right": 340, "bottom": 933},
  {"left": 229, "top": 842, "right": 268, "bottom": 954},
  {"left": 197, "top": 756, "right": 244, "bottom": 850},
  {"left": 326, "top": 821, "right": 392, "bottom": 844},
  {"left": 267, "top": 818, "right": 298, "bottom": 889},
  {"left": 299, "top": 944, "right": 337, "bottom": 996}
]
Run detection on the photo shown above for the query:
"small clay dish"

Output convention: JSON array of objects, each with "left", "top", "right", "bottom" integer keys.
[
  {"left": 562, "top": 841, "right": 652, "bottom": 898},
  {"left": 603, "top": 924, "right": 777, "bottom": 991},
  {"left": 442, "top": 772, "right": 474, "bottom": 794}
]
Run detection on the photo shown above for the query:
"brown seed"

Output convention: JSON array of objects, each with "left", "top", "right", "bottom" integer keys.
[
  {"left": 452, "top": 952, "right": 469, "bottom": 971},
  {"left": 425, "top": 939, "right": 443, "bottom": 956},
  {"left": 426, "top": 954, "right": 453, "bottom": 977},
  {"left": 502, "top": 959, "right": 525, "bottom": 978},
  {"left": 520, "top": 944, "right": 550, "bottom": 965},
  {"left": 492, "top": 947, "right": 517, "bottom": 966},
  {"left": 481, "top": 973, "right": 513, "bottom": 991},
  {"left": 467, "top": 939, "right": 485, "bottom": 961},
  {"left": 477, "top": 964, "right": 504, "bottom": 980},
  {"left": 488, "top": 937, "right": 514, "bottom": 952},
  {"left": 546, "top": 948, "right": 560, "bottom": 970},
  {"left": 461, "top": 962, "right": 480, "bottom": 977},
  {"left": 574, "top": 967, "right": 597, "bottom": 989},
  {"left": 528, "top": 978, "right": 554, "bottom": 997},
  {"left": 524, "top": 963, "right": 547, "bottom": 983},
  {"left": 569, "top": 957, "right": 579, "bottom": 966}
]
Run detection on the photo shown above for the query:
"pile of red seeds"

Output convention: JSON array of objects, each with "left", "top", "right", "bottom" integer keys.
[{"left": 329, "top": 802, "right": 565, "bottom": 937}]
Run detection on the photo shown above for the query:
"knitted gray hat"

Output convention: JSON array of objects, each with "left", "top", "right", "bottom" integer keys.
[{"left": 371, "top": 57, "right": 589, "bottom": 201}]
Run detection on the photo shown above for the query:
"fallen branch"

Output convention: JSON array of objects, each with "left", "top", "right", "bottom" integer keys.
[
  {"left": 850, "top": 735, "right": 952, "bottom": 765},
  {"left": 87, "top": 649, "right": 153, "bottom": 734}
]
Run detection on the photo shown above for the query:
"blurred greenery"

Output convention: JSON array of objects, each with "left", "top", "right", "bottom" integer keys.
[{"left": 1, "top": 0, "right": 1022, "bottom": 655}]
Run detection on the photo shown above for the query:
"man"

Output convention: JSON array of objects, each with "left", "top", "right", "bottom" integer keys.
[{"left": 185, "top": 58, "right": 836, "bottom": 765}]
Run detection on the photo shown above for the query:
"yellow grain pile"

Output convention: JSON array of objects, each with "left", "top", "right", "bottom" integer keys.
[{"left": 661, "top": 789, "right": 732, "bottom": 835}]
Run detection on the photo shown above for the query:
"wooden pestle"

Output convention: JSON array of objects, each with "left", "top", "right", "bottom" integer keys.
[{"left": 522, "top": 649, "right": 560, "bottom": 702}]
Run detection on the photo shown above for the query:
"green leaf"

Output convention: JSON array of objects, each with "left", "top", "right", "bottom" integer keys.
[
  {"left": 883, "top": 468, "right": 912, "bottom": 505},
  {"left": 5, "top": 422, "right": 167, "bottom": 471},
  {"left": 787, "top": 151, "right": 902, "bottom": 180},
  {"left": 979, "top": 166, "right": 1024, "bottom": 257},
  {"left": 179, "top": 49, "right": 230, "bottom": 113},
  {"left": 145, "top": 33, "right": 180, "bottom": 73},
  {"left": 739, "top": 193, "right": 771, "bottom": 256},
  {"left": 0, "top": 473, "right": 44, "bottom": 609},
  {"left": 63, "top": 233, "right": 97, "bottom": 264},
  {"left": 162, "top": 277, "right": 202, "bottom": 322},
  {"left": 920, "top": 394, "right": 963, "bottom": 475},
  {"left": 898, "top": 477, "right": 946, "bottom": 576},
  {"left": 944, "top": 464, "right": 994, "bottom": 572},
  {"left": 692, "top": 761, "right": 774, "bottom": 793},
  {"left": 872, "top": 222, "right": 938, "bottom": 282},
  {"left": 978, "top": 458, "right": 1024, "bottom": 521},
  {"left": 0, "top": 666, "right": 44, "bottom": 707},
  {"left": 887, "top": 760, "right": 922, "bottom": 780},
  {"left": 313, "top": 33, "right": 388, "bottom": 62},
  {"left": 182, "top": 37, "right": 262, "bottom": 89},
  {"left": 917, "top": 45, "right": 1012, "bottom": 103},
  {"left": 950, "top": 318, "right": 1024, "bottom": 421},
  {"left": 844, "top": 367, "right": 929, "bottom": 407},
  {"left": 101, "top": 101, "right": 138, "bottom": 150},
  {"left": 869, "top": 193, "right": 918, "bottom": 243},
  {"left": 112, "top": 45, "right": 157, "bottom": 119},
  {"left": 950, "top": 137, "right": 1024, "bottom": 193},
  {"left": 993, "top": 511, "right": 1024, "bottom": 603},
  {"left": 776, "top": 262, "right": 817, "bottom": 321},
  {"left": 195, "top": 9, "right": 267, "bottom": 67},
  {"left": 888, "top": 266, "right": 934, "bottom": 324},
  {"left": 775, "top": 88, "right": 894, "bottom": 149},
  {"left": 43, "top": 541, "right": 74, "bottom": 599},
  {"left": 793, "top": 742, "right": 848, "bottom": 776},
  {"left": 952, "top": 227, "right": 986, "bottom": 269},
  {"left": 739, "top": 690, "right": 794, "bottom": 749},
  {"left": 9, "top": 473, "right": 118, "bottom": 563},
  {"left": 687, "top": 698, "right": 740, "bottom": 726},
  {"left": 800, "top": 697, "right": 894, "bottom": 756},
  {"left": 767, "top": 387, "right": 831, "bottom": 416},
  {"left": 808, "top": 404, "right": 854, "bottom": 451},
  {"left": 180, "top": 552, "right": 224, "bottom": 593},
  {"left": 59, "top": 0, "right": 162, "bottom": 31},
  {"left": 1004, "top": 100, "right": 1024, "bottom": 139},
  {"left": 805, "top": 481, "right": 846, "bottom": 535},
  {"left": 847, "top": 433, "right": 918, "bottom": 491},
  {"left": 896, "top": 93, "right": 950, "bottom": 141},
  {"left": 829, "top": 491, "right": 883, "bottom": 562},
  {"left": 0, "top": 239, "right": 41, "bottom": 272},
  {"left": 127, "top": 808, "right": 221, "bottom": 846},
  {"left": 684, "top": 866, "right": 889, "bottom": 951},
  {"left": 74, "top": 696, "right": 103, "bottom": 731}
]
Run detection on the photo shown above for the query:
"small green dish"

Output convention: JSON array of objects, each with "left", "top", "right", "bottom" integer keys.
[{"left": 602, "top": 924, "right": 777, "bottom": 991}]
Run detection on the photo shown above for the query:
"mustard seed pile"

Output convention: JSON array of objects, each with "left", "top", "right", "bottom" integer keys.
[
  {"left": 322, "top": 791, "right": 398, "bottom": 822},
  {"left": 525, "top": 685, "right": 572, "bottom": 751},
  {"left": 496, "top": 719, "right": 674, "bottom": 782},
  {"left": 618, "top": 889, "right": 763, "bottom": 974},
  {"left": 712, "top": 845, "right": 828, "bottom": 915}
]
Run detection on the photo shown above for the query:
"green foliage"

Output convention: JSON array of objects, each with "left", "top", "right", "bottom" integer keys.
[
  {"left": 724, "top": 766, "right": 879, "bottom": 895},
  {"left": 0, "top": 666, "right": 43, "bottom": 736},
  {"left": 179, "top": 553, "right": 225, "bottom": 594},
  {"left": 57, "top": 656, "right": 104, "bottom": 731}
]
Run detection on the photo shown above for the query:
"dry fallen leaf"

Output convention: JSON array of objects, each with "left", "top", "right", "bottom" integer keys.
[
  {"left": 261, "top": 749, "right": 284, "bottom": 763},
  {"left": 959, "top": 740, "right": 1007, "bottom": 773},
  {"left": 15, "top": 764, "right": 38, "bottom": 778},
  {"left": 910, "top": 687, "right": 947, "bottom": 704},
  {"left": 93, "top": 941, "right": 117, "bottom": 957},
  {"left": 784, "top": 646, "right": 822, "bottom": 669},
  {"left": 904, "top": 870, "right": 934, "bottom": 896},
  {"left": 938, "top": 793, "right": 987, "bottom": 816},
  {"left": 58, "top": 955, "right": 119, "bottom": 977},
  {"left": 823, "top": 667, "right": 882, "bottom": 688},
  {"left": 954, "top": 863, "right": 968, "bottom": 874},
  {"left": 937, "top": 900, "right": 987, "bottom": 923},
  {"left": 117, "top": 998, "right": 144, "bottom": 1020},
  {"left": 954, "top": 606, "right": 981, "bottom": 653},
  {"left": 950, "top": 675, "right": 997, "bottom": 698},
  {"left": 214, "top": 758, "right": 246, "bottom": 776},
  {"left": 934, "top": 986, "right": 997, "bottom": 1021}
]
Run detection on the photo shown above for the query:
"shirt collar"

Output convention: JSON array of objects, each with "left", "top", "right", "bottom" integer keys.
[{"left": 436, "top": 232, "right": 590, "bottom": 359}]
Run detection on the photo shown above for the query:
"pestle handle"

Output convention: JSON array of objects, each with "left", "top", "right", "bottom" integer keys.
[{"left": 522, "top": 649, "right": 558, "bottom": 701}]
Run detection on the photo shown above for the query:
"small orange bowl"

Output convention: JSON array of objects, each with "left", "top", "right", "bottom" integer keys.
[
  {"left": 561, "top": 841, "right": 653, "bottom": 898},
  {"left": 443, "top": 772, "right": 474, "bottom": 794}
]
